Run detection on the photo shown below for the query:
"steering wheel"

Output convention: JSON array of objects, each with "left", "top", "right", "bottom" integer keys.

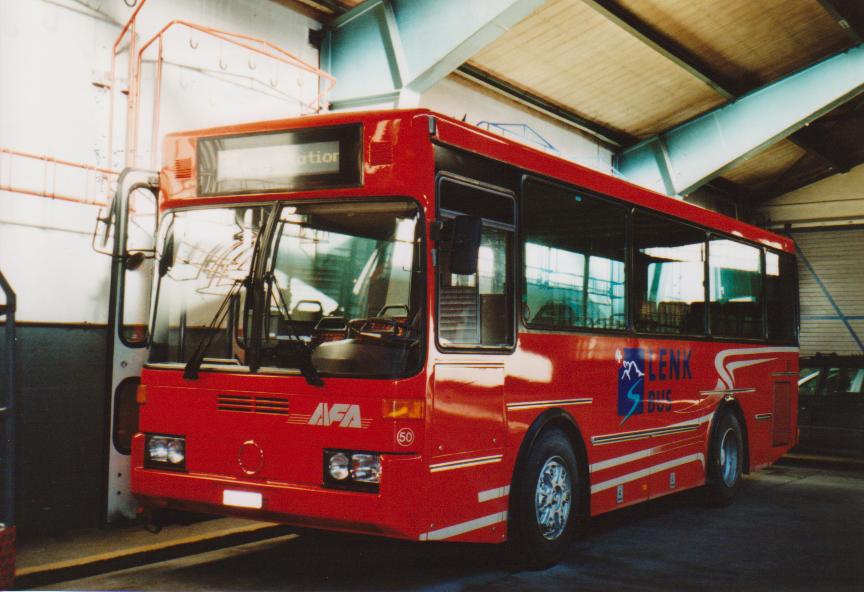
[{"left": 347, "top": 317, "right": 411, "bottom": 338}]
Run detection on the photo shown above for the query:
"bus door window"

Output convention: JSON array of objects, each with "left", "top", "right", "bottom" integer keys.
[
  {"left": 709, "top": 237, "right": 763, "bottom": 339},
  {"left": 522, "top": 178, "right": 627, "bottom": 330},
  {"left": 633, "top": 213, "right": 707, "bottom": 335},
  {"left": 437, "top": 177, "right": 514, "bottom": 348},
  {"left": 121, "top": 187, "right": 157, "bottom": 345}
]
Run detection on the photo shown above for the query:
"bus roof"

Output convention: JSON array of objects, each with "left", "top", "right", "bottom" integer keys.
[{"left": 164, "top": 108, "right": 794, "bottom": 254}]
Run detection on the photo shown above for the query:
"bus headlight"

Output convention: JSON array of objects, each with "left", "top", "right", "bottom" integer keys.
[
  {"left": 323, "top": 450, "right": 380, "bottom": 492},
  {"left": 350, "top": 453, "right": 381, "bottom": 484},
  {"left": 145, "top": 434, "right": 186, "bottom": 471},
  {"left": 328, "top": 452, "right": 350, "bottom": 481}
]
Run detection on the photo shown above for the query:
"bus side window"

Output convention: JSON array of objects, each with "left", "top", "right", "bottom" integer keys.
[
  {"left": 633, "top": 212, "right": 707, "bottom": 335},
  {"left": 437, "top": 177, "right": 514, "bottom": 349},
  {"left": 522, "top": 179, "right": 626, "bottom": 331}
]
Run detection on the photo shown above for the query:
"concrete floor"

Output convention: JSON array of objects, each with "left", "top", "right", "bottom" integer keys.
[{"left": 39, "top": 464, "right": 864, "bottom": 591}]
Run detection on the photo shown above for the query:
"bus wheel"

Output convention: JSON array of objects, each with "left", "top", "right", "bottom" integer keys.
[
  {"left": 511, "top": 428, "right": 582, "bottom": 569},
  {"left": 705, "top": 410, "right": 744, "bottom": 506}
]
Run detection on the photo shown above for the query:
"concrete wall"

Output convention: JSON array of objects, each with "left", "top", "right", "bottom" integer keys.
[
  {"left": 759, "top": 162, "right": 864, "bottom": 229},
  {"left": 759, "top": 164, "right": 864, "bottom": 356}
]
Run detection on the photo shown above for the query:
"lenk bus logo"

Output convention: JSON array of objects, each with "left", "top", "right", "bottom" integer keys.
[
  {"left": 309, "top": 403, "right": 363, "bottom": 428},
  {"left": 616, "top": 347, "right": 693, "bottom": 425}
]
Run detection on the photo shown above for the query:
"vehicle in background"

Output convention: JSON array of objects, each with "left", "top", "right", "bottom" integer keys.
[{"left": 797, "top": 355, "right": 864, "bottom": 456}]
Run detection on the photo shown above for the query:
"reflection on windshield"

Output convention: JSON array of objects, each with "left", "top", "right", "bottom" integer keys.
[
  {"left": 149, "top": 206, "right": 268, "bottom": 365},
  {"left": 148, "top": 200, "right": 423, "bottom": 379}
]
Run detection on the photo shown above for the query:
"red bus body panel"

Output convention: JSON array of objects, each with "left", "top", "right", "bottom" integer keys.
[{"left": 133, "top": 109, "right": 797, "bottom": 544}]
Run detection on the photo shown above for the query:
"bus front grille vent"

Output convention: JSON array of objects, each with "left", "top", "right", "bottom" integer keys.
[
  {"left": 174, "top": 158, "right": 192, "bottom": 179},
  {"left": 217, "top": 394, "right": 290, "bottom": 415}
]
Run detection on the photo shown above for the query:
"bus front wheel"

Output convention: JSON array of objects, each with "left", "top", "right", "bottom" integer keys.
[
  {"left": 705, "top": 410, "right": 744, "bottom": 506},
  {"left": 510, "top": 428, "right": 583, "bottom": 569}
]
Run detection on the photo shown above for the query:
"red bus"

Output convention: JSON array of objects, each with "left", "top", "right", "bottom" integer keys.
[{"left": 130, "top": 109, "right": 799, "bottom": 568}]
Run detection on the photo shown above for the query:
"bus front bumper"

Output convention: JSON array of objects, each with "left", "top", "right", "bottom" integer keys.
[{"left": 131, "top": 453, "right": 426, "bottom": 540}]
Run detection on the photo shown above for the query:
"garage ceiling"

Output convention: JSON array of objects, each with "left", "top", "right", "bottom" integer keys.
[{"left": 291, "top": 0, "right": 864, "bottom": 208}]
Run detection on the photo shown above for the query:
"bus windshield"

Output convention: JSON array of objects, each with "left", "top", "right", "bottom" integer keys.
[
  {"left": 149, "top": 205, "right": 269, "bottom": 366},
  {"left": 263, "top": 200, "right": 423, "bottom": 378},
  {"left": 148, "top": 200, "right": 423, "bottom": 379}
]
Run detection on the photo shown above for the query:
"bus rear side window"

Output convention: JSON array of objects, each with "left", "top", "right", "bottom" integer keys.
[
  {"left": 766, "top": 250, "right": 798, "bottom": 343},
  {"left": 709, "top": 238, "right": 763, "bottom": 339}
]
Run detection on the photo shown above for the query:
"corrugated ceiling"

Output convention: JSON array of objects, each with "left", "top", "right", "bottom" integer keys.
[
  {"left": 305, "top": 0, "right": 863, "bottom": 204},
  {"left": 470, "top": 0, "right": 726, "bottom": 138}
]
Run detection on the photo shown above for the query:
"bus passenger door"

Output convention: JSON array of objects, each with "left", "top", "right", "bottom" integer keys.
[
  {"left": 95, "top": 169, "right": 158, "bottom": 522},
  {"left": 427, "top": 176, "right": 514, "bottom": 542}
]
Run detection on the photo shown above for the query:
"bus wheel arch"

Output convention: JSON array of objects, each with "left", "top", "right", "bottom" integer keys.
[{"left": 506, "top": 409, "right": 589, "bottom": 568}]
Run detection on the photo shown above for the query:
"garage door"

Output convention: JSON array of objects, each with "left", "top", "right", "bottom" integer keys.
[{"left": 792, "top": 228, "right": 864, "bottom": 356}]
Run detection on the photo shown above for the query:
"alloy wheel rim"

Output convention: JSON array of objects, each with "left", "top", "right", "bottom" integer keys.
[
  {"left": 719, "top": 427, "right": 739, "bottom": 487},
  {"left": 535, "top": 456, "right": 573, "bottom": 540}
]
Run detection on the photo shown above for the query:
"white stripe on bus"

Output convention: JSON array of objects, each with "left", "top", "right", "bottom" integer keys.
[
  {"left": 429, "top": 455, "right": 503, "bottom": 473},
  {"left": 418, "top": 511, "right": 508, "bottom": 541},
  {"left": 590, "top": 454, "right": 705, "bottom": 494},
  {"left": 478, "top": 485, "right": 510, "bottom": 502},
  {"left": 591, "top": 412, "right": 713, "bottom": 446},
  {"left": 506, "top": 398, "right": 593, "bottom": 411}
]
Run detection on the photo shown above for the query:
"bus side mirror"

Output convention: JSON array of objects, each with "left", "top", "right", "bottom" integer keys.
[
  {"left": 447, "top": 215, "right": 482, "bottom": 276},
  {"left": 124, "top": 251, "right": 147, "bottom": 271},
  {"left": 158, "top": 233, "right": 175, "bottom": 277}
]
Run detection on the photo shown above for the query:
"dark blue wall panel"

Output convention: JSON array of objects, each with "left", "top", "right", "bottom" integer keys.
[{"left": 12, "top": 324, "right": 108, "bottom": 539}]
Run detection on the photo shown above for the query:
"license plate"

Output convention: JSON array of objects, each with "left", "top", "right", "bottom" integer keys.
[{"left": 223, "top": 490, "right": 263, "bottom": 509}]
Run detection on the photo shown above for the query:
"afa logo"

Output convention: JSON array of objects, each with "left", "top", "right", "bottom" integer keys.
[
  {"left": 617, "top": 348, "right": 645, "bottom": 424},
  {"left": 309, "top": 403, "right": 362, "bottom": 428}
]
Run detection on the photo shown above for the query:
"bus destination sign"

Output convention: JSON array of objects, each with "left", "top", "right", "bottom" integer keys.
[{"left": 197, "top": 125, "right": 361, "bottom": 196}]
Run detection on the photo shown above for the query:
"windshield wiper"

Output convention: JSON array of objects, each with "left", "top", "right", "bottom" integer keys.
[
  {"left": 183, "top": 278, "right": 246, "bottom": 380},
  {"left": 265, "top": 272, "right": 324, "bottom": 387}
]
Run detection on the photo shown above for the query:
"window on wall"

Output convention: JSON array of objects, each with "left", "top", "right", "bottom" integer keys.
[
  {"left": 437, "top": 177, "right": 514, "bottom": 348},
  {"left": 522, "top": 179, "right": 627, "bottom": 330},
  {"left": 709, "top": 238, "right": 763, "bottom": 339},
  {"left": 633, "top": 212, "right": 706, "bottom": 335},
  {"left": 765, "top": 250, "right": 798, "bottom": 343}
]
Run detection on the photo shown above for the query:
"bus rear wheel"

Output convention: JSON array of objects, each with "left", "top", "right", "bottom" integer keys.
[
  {"left": 705, "top": 410, "right": 744, "bottom": 506},
  {"left": 510, "top": 428, "right": 583, "bottom": 569}
]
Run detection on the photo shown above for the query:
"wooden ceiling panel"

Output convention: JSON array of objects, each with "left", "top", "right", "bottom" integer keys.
[
  {"left": 721, "top": 140, "right": 808, "bottom": 186},
  {"left": 469, "top": 0, "right": 725, "bottom": 138},
  {"left": 614, "top": 0, "right": 851, "bottom": 89}
]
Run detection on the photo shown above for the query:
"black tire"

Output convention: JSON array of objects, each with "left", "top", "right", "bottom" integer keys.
[
  {"left": 705, "top": 410, "right": 744, "bottom": 506},
  {"left": 509, "top": 428, "right": 584, "bottom": 570}
]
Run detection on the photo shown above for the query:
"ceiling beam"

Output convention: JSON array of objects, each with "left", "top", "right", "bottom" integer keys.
[
  {"left": 581, "top": 0, "right": 739, "bottom": 100},
  {"left": 321, "top": 0, "right": 547, "bottom": 110},
  {"left": 584, "top": 0, "right": 858, "bottom": 187},
  {"left": 615, "top": 45, "right": 864, "bottom": 196},
  {"left": 817, "top": 0, "right": 864, "bottom": 43},
  {"left": 786, "top": 131, "right": 849, "bottom": 173},
  {"left": 456, "top": 64, "right": 633, "bottom": 147}
]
